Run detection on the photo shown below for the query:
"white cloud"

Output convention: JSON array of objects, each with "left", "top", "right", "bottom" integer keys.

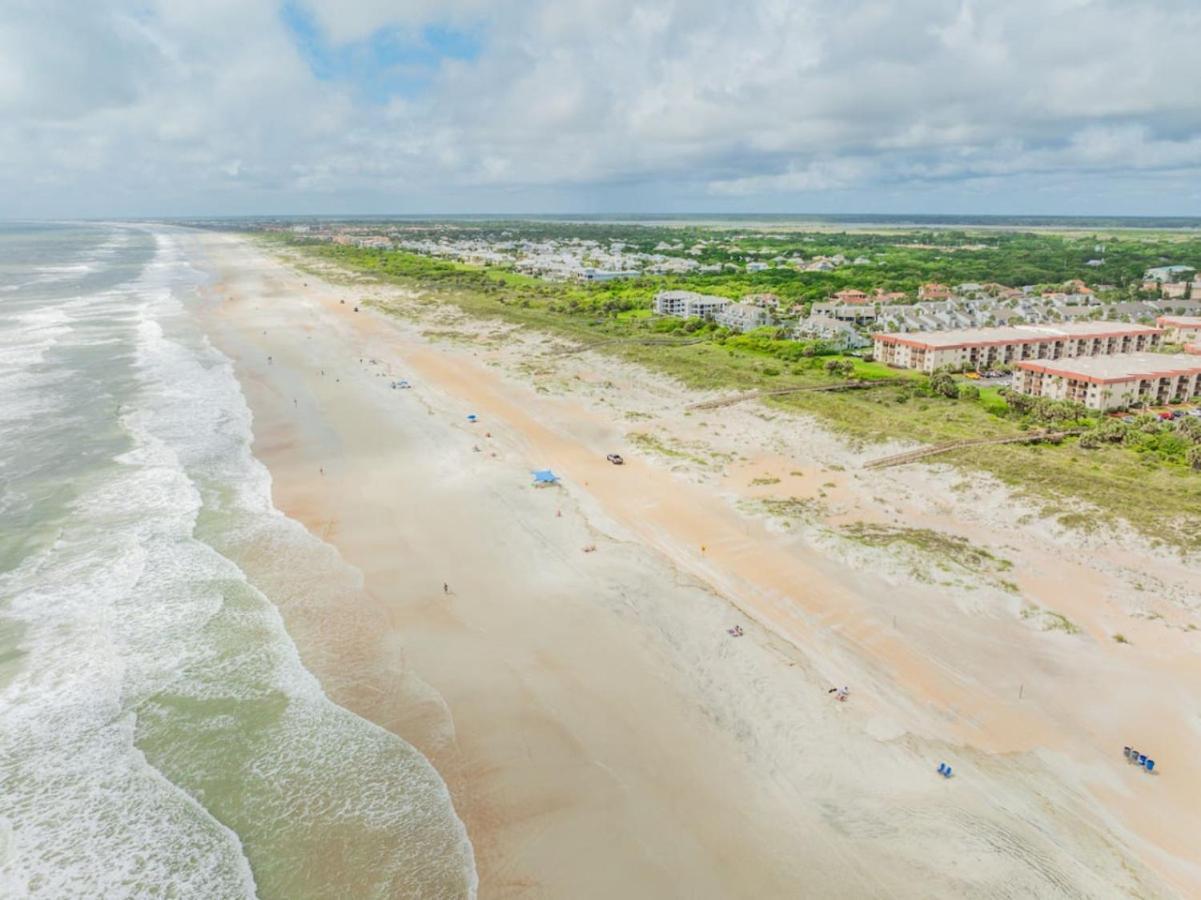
[{"left": 1, "top": 0, "right": 1200, "bottom": 215}]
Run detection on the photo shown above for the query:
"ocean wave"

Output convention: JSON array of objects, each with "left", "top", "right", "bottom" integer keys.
[{"left": 0, "top": 229, "right": 476, "bottom": 897}]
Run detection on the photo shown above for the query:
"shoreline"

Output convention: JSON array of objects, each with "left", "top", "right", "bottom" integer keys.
[{"left": 192, "top": 231, "right": 1200, "bottom": 898}]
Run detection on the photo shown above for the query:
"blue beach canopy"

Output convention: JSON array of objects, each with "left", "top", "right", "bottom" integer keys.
[
  {"left": 466, "top": 413, "right": 479, "bottom": 422},
  {"left": 531, "top": 469, "right": 559, "bottom": 484}
]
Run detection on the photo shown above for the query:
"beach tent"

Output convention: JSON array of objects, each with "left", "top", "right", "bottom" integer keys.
[
  {"left": 531, "top": 469, "right": 560, "bottom": 485},
  {"left": 466, "top": 413, "right": 479, "bottom": 422}
]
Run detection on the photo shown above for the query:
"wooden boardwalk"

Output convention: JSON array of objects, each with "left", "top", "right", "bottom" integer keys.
[
  {"left": 686, "top": 380, "right": 880, "bottom": 411},
  {"left": 554, "top": 337, "right": 707, "bottom": 357},
  {"left": 862, "top": 429, "right": 1086, "bottom": 469}
]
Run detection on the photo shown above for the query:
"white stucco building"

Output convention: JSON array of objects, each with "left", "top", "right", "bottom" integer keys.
[
  {"left": 714, "top": 302, "right": 771, "bottom": 333},
  {"left": 652, "top": 290, "right": 731, "bottom": 320},
  {"left": 1012, "top": 354, "right": 1201, "bottom": 410},
  {"left": 1157, "top": 315, "right": 1201, "bottom": 344},
  {"left": 873, "top": 322, "right": 1163, "bottom": 373}
]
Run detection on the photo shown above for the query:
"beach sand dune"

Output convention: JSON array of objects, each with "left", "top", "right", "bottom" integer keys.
[{"left": 192, "top": 231, "right": 1198, "bottom": 898}]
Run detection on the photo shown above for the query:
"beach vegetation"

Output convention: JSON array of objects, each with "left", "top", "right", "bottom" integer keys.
[
  {"left": 841, "top": 523, "right": 1013, "bottom": 577},
  {"left": 265, "top": 229, "right": 1201, "bottom": 551}
]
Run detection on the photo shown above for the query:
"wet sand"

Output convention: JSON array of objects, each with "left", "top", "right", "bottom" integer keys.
[{"left": 190, "top": 231, "right": 1199, "bottom": 898}]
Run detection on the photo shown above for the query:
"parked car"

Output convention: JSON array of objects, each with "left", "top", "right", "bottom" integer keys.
[{"left": 606, "top": 453, "right": 624, "bottom": 465}]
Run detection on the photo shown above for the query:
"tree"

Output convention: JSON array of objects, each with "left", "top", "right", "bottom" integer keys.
[
  {"left": 929, "top": 370, "right": 958, "bottom": 398},
  {"left": 958, "top": 383, "right": 980, "bottom": 401},
  {"left": 1177, "top": 416, "right": 1201, "bottom": 443},
  {"left": 1189, "top": 444, "right": 1201, "bottom": 471}
]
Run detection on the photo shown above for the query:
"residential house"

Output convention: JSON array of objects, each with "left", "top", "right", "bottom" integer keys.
[
  {"left": 832, "top": 289, "right": 869, "bottom": 304},
  {"left": 918, "top": 282, "right": 952, "bottom": 301}
]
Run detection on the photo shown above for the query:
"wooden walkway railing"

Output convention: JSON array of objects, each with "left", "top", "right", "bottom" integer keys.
[
  {"left": 862, "top": 429, "right": 1086, "bottom": 469},
  {"left": 554, "top": 337, "right": 708, "bottom": 356},
  {"left": 686, "top": 380, "right": 880, "bottom": 411}
]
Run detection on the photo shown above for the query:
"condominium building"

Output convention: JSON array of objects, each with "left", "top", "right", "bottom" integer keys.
[
  {"left": 1157, "top": 315, "right": 1201, "bottom": 344},
  {"left": 652, "top": 290, "right": 731, "bottom": 320},
  {"left": 873, "top": 322, "right": 1163, "bottom": 373},
  {"left": 578, "top": 268, "right": 640, "bottom": 282},
  {"left": 1012, "top": 354, "right": 1201, "bottom": 410},
  {"left": 714, "top": 302, "right": 771, "bottom": 333}
]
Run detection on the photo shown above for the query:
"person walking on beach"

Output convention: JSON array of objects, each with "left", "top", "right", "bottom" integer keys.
[{"left": 443, "top": 582, "right": 450, "bottom": 595}]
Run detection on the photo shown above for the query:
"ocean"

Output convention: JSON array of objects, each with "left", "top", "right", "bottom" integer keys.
[{"left": 0, "top": 223, "right": 476, "bottom": 898}]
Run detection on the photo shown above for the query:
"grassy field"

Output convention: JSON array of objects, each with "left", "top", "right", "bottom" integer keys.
[{"left": 271, "top": 237, "right": 1201, "bottom": 551}]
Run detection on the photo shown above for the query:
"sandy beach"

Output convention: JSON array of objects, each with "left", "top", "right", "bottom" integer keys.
[{"left": 189, "top": 231, "right": 1201, "bottom": 898}]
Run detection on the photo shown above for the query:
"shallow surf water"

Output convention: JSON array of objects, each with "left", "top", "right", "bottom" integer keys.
[{"left": 0, "top": 223, "right": 476, "bottom": 898}]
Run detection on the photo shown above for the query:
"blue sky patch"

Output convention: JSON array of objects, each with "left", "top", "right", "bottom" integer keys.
[{"left": 281, "top": 2, "right": 480, "bottom": 103}]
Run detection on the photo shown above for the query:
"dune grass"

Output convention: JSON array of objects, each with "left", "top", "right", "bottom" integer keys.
[{"left": 272, "top": 239, "right": 1201, "bottom": 551}]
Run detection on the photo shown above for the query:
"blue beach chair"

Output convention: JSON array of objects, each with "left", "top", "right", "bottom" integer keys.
[{"left": 1145, "top": 759, "right": 1155, "bottom": 773}]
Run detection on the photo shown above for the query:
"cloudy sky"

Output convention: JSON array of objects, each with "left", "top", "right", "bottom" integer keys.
[{"left": 3, "top": 0, "right": 1200, "bottom": 217}]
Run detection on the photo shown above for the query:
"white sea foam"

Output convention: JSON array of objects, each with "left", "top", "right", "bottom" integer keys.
[
  {"left": 0, "top": 248, "right": 260, "bottom": 897},
  {"left": 0, "top": 228, "right": 476, "bottom": 897},
  {"left": 0, "top": 306, "right": 73, "bottom": 368}
]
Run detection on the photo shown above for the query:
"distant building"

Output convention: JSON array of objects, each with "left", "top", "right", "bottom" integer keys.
[
  {"left": 653, "top": 290, "right": 731, "bottom": 320},
  {"left": 1157, "top": 315, "right": 1201, "bottom": 344},
  {"left": 1012, "top": 354, "right": 1201, "bottom": 410},
  {"left": 746, "top": 261, "right": 770, "bottom": 272},
  {"left": 715, "top": 302, "right": 771, "bottom": 333},
  {"left": 795, "top": 315, "right": 870, "bottom": 349},
  {"left": 810, "top": 302, "right": 877, "bottom": 324},
  {"left": 874, "top": 322, "right": 1163, "bottom": 373},
  {"left": 1144, "top": 265, "right": 1195, "bottom": 282},
  {"left": 918, "top": 282, "right": 952, "bottom": 301},
  {"left": 579, "top": 268, "right": 640, "bottom": 282},
  {"left": 742, "top": 292, "right": 781, "bottom": 307},
  {"left": 1161, "top": 282, "right": 1190, "bottom": 299},
  {"left": 832, "top": 289, "right": 869, "bottom": 304}
]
